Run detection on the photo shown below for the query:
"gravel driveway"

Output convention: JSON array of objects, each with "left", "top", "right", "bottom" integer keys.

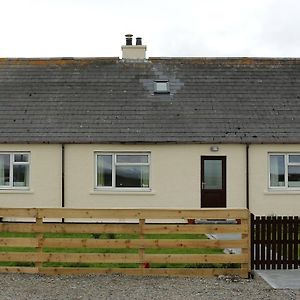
[{"left": 0, "top": 273, "right": 299, "bottom": 300}]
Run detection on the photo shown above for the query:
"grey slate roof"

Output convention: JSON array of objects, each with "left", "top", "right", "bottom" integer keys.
[{"left": 0, "top": 57, "right": 299, "bottom": 144}]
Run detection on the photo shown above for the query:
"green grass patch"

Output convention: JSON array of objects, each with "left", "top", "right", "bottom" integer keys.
[
  {"left": 0, "top": 247, "right": 36, "bottom": 252},
  {"left": 0, "top": 232, "right": 35, "bottom": 238},
  {"left": 42, "top": 262, "right": 139, "bottom": 268},
  {"left": 0, "top": 261, "right": 35, "bottom": 267}
]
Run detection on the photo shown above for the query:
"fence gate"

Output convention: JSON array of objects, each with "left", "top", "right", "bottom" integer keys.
[{"left": 251, "top": 214, "right": 299, "bottom": 270}]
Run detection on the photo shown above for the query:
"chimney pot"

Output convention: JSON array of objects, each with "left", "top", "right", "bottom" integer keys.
[
  {"left": 125, "top": 34, "right": 133, "bottom": 45},
  {"left": 136, "top": 37, "right": 142, "bottom": 45}
]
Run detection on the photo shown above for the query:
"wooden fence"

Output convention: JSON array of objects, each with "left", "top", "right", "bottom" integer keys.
[
  {"left": 251, "top": 215, "right": 299, "bottom": 270},
  {"left": 0, "top": 208, "right": 250, "bottom": 278}
]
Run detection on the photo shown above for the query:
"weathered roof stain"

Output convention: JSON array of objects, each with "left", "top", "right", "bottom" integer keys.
[{"left": 0, "top": 57, "right": 299, "bottom": 144}]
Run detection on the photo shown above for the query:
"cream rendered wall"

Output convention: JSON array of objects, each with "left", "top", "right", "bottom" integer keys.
[
  {"left": 1, "top": 143, "right": 298, "bottom": 216},
  {"left": 0, "top": 144, "right": 61, "bottom": 208},
  {"left": 64, "top": 144, "right": 246, "bottom": 209},
  {"left": 249, "top": 144, "right": 300, "bottom": 216}
]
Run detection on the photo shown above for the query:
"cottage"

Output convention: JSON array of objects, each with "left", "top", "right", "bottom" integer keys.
[{"left": 0, "top": 35, "right": 299, "bottom": 216}]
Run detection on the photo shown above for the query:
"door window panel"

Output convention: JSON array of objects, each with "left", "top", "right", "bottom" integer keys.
[{"left": 204, "top": 160, "right": 222, "bottom": 189}]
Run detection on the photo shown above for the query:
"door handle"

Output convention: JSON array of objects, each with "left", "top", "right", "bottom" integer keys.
[{"left": 201, "top": 182, "right": 206, "bottom": 189}]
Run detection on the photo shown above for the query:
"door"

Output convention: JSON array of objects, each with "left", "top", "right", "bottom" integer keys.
[{"left": 201, "top": 156, "right": 226, "bottom": 208}]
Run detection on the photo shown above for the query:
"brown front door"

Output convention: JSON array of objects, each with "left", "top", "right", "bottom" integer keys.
[{"left": 201, "top": 156, "right": 226, "bottom": 208}]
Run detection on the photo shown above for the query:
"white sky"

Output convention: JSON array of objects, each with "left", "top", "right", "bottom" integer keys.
[{"left": 0, "top": 0, "right": 299, "bottom": 58}]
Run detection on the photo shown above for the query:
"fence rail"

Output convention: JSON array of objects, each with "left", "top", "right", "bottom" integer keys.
[
  {"left": 0, "top": 208, "right": 250, "bottom": 278},
  {"left": 251, "top": 214, "right": 299, "bottom": 270}
]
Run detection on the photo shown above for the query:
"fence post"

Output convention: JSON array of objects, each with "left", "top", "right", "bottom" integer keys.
[
  {"left": 250, "top": 213, "right": 254, "bottom": 271},
  {"left": 241, "top": 211, "right": 251, "bottom": 278},
  {"left": 35, "top": 216, "right": 44, "bottom": 273},
  {"left": 139, "top": 219, "right": 145, "bottom": 273}
]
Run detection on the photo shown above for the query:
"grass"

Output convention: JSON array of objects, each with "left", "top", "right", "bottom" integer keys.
[{"left": 0, "top": 231, "right": 234, "bottom": 269}]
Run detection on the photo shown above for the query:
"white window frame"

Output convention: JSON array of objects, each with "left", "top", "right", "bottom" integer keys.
[
  {"left": 95, "top": 152, "right": 151, "bottom": 191},
  {"left": 0, "top": 152, "right": 30, "bottom": 190},
  {"left": 268, "top": 153, "right": 300, "bottom": 190}
]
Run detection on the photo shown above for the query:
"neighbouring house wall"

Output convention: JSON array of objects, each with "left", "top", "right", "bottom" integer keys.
[
  {"left": 0, "top": 144, "right": 61, "bottom": 208},
  {"left": 64, "top": 144, "right": 247, "bottom": 209},
  {"left": 249, "top": 144, "right": 300, "bottom": 216}
]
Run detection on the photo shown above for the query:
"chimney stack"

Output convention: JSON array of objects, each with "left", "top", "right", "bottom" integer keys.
[{"left": 122, "top": 34, "right": 147, "bottom": 60}]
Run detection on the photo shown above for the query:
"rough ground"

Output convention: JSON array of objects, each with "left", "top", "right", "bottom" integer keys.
[{"left": 0, "top": 273, "right": 299, "bottom": 300}]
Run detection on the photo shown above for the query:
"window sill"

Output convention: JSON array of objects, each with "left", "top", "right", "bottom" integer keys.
[
  {"left": 90, "top": 189, "right": 156, "bottom": 196},
  {"left": 0, "top": 189, "right": 34, "bottom": 194},
  {"left": 264, "top": 190, "right": 300, "bottom": 195}
]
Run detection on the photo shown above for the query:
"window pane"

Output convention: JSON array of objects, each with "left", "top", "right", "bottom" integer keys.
[
  {"left": 288, "top": 166, "right": 300, "bottom": 187},
  {"left": 204, "top": 160, "right": 222, "bottom": 189},
  {"left": 289, "top": 155, "right": 300, "bottom": 164},
  {"left": 13, "top": 165, "right": 29, "bottom": 187},
  {"left": 116, "top": 155, "right": 148, "bottom": 164},
  {"left": 0, "top": 154, "right": 10, "bottom": 186},
  {"left": 155, "top": 81, "right": 169, "bottom": 92},
  {"left": 116, "top": 165, "right": 149, "bottom": 188},
  {"left": 97, "top": 155, "right": 112, "bottom": 187},
  {"left": 270, "top": 155, "right": 285, "bottom": 187},
  {"left": 14, "top": 154, "right": 29, "bottom": 162}
]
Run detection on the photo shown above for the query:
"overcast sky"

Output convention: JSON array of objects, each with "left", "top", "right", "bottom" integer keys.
[{"left": 0, "top": 0, "right": 299, "bottom": 58}]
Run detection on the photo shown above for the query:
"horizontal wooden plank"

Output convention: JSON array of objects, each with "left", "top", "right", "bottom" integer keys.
[
  {"left": 0, "top": 266, "right": 38, "bottom": 274},
  {"left": 0, "top": 208, "right": 249, "bottom": 220},
  {"left": 44, "top": 253, "right": 140, "bottom": 263},
  {"left": 0, "top": 252, "right": 39, "bottom": 262},
  {"left": 37, "top": 208, "right": 250, "bottom": 220},
  {"left": 39, "top": 267, "right": 248, "bottom": 278},
  {"left": 0, "top": 237, "right": 38, "bottom": 247},
  {"left": 0, "top": 223, "right": 248, "bottom": 234},
  {"left": 0, "top": 223, "right": 140, "bottom": 234},
  {"left": 0, "top": 252, "right": 247, "bottom": 264},
  {"left": 0, "top": 252, "right": 140, "bottom": 263},
  {"left": 0, "top": 208, "right": 37, "bottom": 218},
  {"left": 42, "top": 238, "right": 248, "bottom": 249},
  {"left": 143, "top": 224, "right": 248, "bottom": 234},
  {"left": 143, "top": 254, "right": 248, "bottom": 264}
]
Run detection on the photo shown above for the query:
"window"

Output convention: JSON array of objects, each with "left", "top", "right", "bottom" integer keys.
[
  {"left": 0, "top": 153, "right": 30, "bottom": 189},
  {"left": 154, "top": 80, "right": 170, "bottom": 94},
  {"left": 96, "top": 153, "right": 150, "bottom": 190},
  {"left": 269, "top": 153, "right": 300, "bottom": 189}
]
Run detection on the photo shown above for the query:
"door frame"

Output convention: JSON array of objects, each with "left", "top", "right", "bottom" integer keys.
[{"left": 200, "top": 156, "right": 227, "bottom": 208}]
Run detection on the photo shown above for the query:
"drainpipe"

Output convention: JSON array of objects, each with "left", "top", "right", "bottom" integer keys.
[
  {"left": 61, "top": 144, "right": 65, "bottom": 208},
  {"left": 246, "top": 144, "right": 249, "bottom": 210},
  {"left": 61, "top": 144, "right": 65, "bottom": 223}
]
